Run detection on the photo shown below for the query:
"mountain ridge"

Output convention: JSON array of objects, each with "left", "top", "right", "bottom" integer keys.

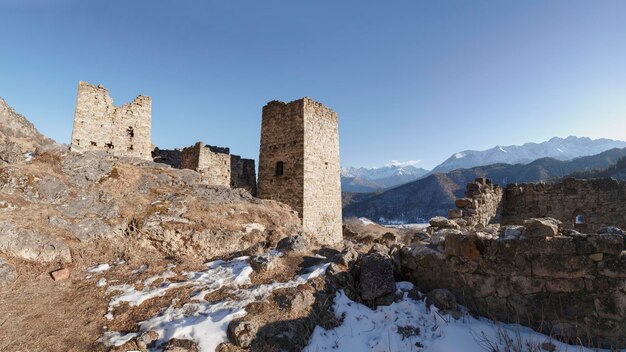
[
  {"left": 430, "top": 136, "right": 626, "bottom": 174},
  {"left": 344, "top": 147, "right": 626, "bottom": 224}
]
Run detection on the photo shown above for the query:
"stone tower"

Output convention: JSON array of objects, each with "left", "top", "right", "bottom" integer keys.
[
  {"left": 71, "top": 81, "right": 152, "bottom": 159},
  {"left": 258, "top": 98, "right": 342, "bottom": 245}
]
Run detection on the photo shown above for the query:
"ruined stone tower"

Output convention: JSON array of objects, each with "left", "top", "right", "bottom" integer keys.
[
  {"left": 258, "top": 98, "right": 342, "bottom": 245},
  {"left": 71, "top": 81, "right": 152, "bottom": 159}
]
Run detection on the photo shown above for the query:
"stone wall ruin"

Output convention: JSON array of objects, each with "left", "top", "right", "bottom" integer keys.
[
  {"left": 451, "top": 177, "right": 626, "bottom": 232},
  {"left": 399, "top": 224, "right": 626, "bottom": 348},
  {"left": 258, "top": 98, "right": 342, "bottom": 245},
  {"left": 71, "top": 81, "right": 151, "bottom": 159},
  {"left": 406, "top": 177, "right": 626, "bottom": 348},
  {"left": 501, "top": 178, "right": 626, "bottom": 232},
  {"left": 180, "top": 141, "right": 256, "bottom": 192}
]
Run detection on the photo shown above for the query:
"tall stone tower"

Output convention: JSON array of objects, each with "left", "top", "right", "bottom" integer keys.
[
  {"left": 71, "top": 81, "right": 152, "bottom": 159},
  {"left": 258, "top": 98, "right": 342, "bottom": 245}
]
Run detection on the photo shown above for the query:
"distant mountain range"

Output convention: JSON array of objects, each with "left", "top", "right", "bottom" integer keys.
[
  {"left": 430, "top": 136, "right": 626, "bottom": 174},
  {"left": 341, "top": 136, "right": 626, "bottom": 193},
  {"left": 343, "top": 147, "right": 626, "bottom": 224},
  {"left": 340, "top": 165, "right": 429, "bottom": 193}
]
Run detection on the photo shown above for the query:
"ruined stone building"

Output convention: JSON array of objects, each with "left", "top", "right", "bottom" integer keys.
[
  {"left": 71, "top": 81, "right": 152, "bottom": 159},
  {"left": 180, "top": 141, "right": 256, "bottom": 193},
  {"left": 258, "top": 98, "right": 342, "bottom": 245},
  {"left": 501, "top": 178, "right": 626, "bottom": 231},
  {"left": 451, "top": 177, "right": 626, "bottom": 232},
  {"left": 408, "top": 177, "right": 626, "bottom": 348}
]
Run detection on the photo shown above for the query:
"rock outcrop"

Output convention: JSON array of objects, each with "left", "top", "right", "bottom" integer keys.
[{"left": 0, "top": 97, "right": 55, "bottom": 164}]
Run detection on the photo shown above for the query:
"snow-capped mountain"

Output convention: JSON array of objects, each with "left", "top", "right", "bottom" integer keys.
[
  {"left": 341, "top": 165, "right": 429, "bottom": 192},
  {"left": 431, "top": 136, "right": 626, "bottom": 174}
]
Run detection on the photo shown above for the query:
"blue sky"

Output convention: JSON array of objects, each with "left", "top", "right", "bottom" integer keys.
[{"left": 1, "top": 1, "right": 625, "bottom": 169}]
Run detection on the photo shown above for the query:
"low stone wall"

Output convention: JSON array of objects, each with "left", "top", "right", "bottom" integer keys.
[
  {"left": 501, "top": 178, "right": 626, "bottom": 232},
  {"left": 399, "top": 228, "right": 626, "bottom": 348},
  {"left": 450, "top": 178, "right": 503, "bottom": 227}
]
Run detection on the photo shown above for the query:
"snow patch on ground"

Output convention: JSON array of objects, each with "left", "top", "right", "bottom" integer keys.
[
  {"left": 386, "top": 223, "right": 429, "bottom": 230},
  {"left": 305, "top": 282, "right": 600, "bottom": 352},
  {"left": 358, "top": 217, "right": 376, "bottom": 225},
  {"left": 87, "top": 263, "right": 111, "bottom": 273},
  {"left": 100, "top": 256, "right": 329, "bottom": 351}
]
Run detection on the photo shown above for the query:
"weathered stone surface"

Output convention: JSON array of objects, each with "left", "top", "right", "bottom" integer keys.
[
  {"left": 50, "top": 268, "right": 70, "bottom": 281},
  {"left": 368, "top": 243, "right": 389, "bottom": 255},
  {"left": 358, "top": 253, "right": 396, "bottom": 305},
  {"left": 0, "top": 221, "right": 72, "bottom": 263},
  {"left": 399, "top": 230, "right": 626, "bottom": 348},
  {"left": 509, "top": 276, "right": 544, "bottom": 294},
  {"left": 428, "top": 216, "right": 460, "bottom": 229},
  {"left": 589, "top": 253, "right": 603, "bottom": 262},
  {"left": 426, "top": 289, "right": 457, "bottom": 311},
  {"left": 181, "top": 142, "right": 231, "bottom": 186},
  {"left": 587, "top": 233, "right": 624, "bottom": 255},
  {"left": 531, "top": 255, "right": 592, "bottom": 278},
  {"left": 598, "top": 252, "right": 626, "bottom": 278},
  {"left": 597, "top": 226, "right": 625, "bottom": 236},
  {"left": 545, "top": 278, "right": 585, "bottom": 293},
  {"left": 136, "top": 330, "right": 159, "bottom": 349},
  {"left": 502, "top": 225, "right": 524, "bottom": 240},
  {"left": 276, "top": 235, "right": 309, "bottom": 252},
  {"left": 502, "top": 178, "right": 626, "bottom": 233},
  {"left": 0, "top": 258, "right": 17, "bottom": 286},
  {"left": 443, "top": 233, "right": 480, "bottom": 260},
  {"left": 0, "top": 97, "right": 54, "bottom": 164},
  {"left": 49, "top": 216, "right": 116, "bottom": 242},
  {"left": 522, "top": 218, "right": 560, "bottom": 238},
  {"left": 70, "top": 81, "right": 152, "bottom": 160},
  {"left": 250, "top": 254, "right": 279, "bottom": 273},
  {"left": 452, "top": 181, "right": 503, "bottom": 227},
  {"left": 258, "top": 98, "right": 342, "bottom": 246},
  {"left": 227, "top": 319, "right": 257, "bottom": 348},
  {"left": 454, "top": 198, "right": 472, "bottom": 208},
  {"left": 447, "top": 209, "right": 463, "bottom": 219},
  {"left": 431, "top": 228, "right": 462, "bottom": 246},
  {"left": 331, "top": 247, "right": 358, "bottom": 267},
  {"left": 179, "top": 142, "right": 256, "bottom": 193},
  {"left": 163, "top": 338, "right": 199, "bottom": 352}
]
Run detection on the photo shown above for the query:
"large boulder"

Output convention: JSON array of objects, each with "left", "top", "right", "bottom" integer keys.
[
  {"left": 523, "top": 218, "right": 561, "bottom": 238},
  {"left": 597, "top": 226, "right": 625, "bottom": 236},
  {"left": 429, "top": 216, "right": 460, "bottom": 230},
  {"left": 0, "top": 221, "right": 72, "bottom": 263},
  {"left": 358, "top": 253, "right": 396, "bottom": 306},
  {"left": 227, "top": 319, "right": 258, "bottom": 348},
  {"left": 276, "top": 235, "right": 309, "bottom": 253},
  {"left": 426, "top": 288, "right": 457, "bottom": 311}
]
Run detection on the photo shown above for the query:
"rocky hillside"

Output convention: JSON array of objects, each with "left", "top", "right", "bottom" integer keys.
[
  {"left": 344, "top": 148, "right": 626, "bottom": 223},
  {"left": 431, "top": 136, "right": 626, "bottom": 174},
  {"left": 0, "top": 97, "right": 54, "bottom": 163},
  {"left": 0, "top": 98, "right": 313, "bottom": 350}
]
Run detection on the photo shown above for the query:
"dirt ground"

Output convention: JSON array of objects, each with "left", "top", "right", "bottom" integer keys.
[{"left": 0, "top": 244, "right": 325, "bottom": 352}]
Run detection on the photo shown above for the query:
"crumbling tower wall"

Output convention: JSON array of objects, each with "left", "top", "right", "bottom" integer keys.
[
  {"left": 181, "top": 142, "right": 231, "bottom": 187},
  {"left": 231, "top": 155, "right": 257, "bottom": 194},
  {"left": 71, "top": 81, "right": 151, "bottom": 159},
  {"left": 258, "top": 98, "right": 342, "bottom": 245}
]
